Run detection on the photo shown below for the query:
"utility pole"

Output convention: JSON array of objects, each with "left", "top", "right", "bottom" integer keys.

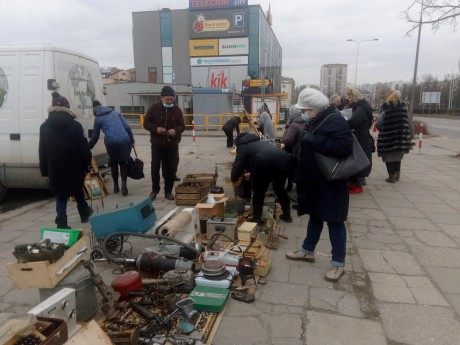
[{"left": 409, "top": 0, "right": 424, "bottom": 114}]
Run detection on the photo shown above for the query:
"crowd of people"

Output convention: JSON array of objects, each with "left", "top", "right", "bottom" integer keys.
[{"left": 39, "top": 84, "right": 413, "bottom": 283}]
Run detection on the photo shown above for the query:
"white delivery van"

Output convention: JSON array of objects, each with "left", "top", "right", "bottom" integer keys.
[{"left": 0, "top": 45, "right": 108, "bottom": 201}]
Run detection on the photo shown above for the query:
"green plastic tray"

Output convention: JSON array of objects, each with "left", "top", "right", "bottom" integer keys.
[{"left": 40, "top": 228, "right": 82, "bottom": 248}]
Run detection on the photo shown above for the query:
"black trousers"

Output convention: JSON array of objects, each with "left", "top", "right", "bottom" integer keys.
[
  {"left": 223, "top": 128, "right": 234, "bottom": 147},
  {"left": 111, "top": 160, "right": 128, "bottom": 184},
  {"left": 385, "top": 161, "right": 401, "bottom": 175},
  {"left": 151, "top": 145, "right": 178, "bottom": 194},
  {"left": 251, "top": 169, "right": 290, "bottom": 221}
]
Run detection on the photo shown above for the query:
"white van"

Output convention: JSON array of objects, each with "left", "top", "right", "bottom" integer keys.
[{"left": 0, "top": 45, "right": 108, "bottom": 201}]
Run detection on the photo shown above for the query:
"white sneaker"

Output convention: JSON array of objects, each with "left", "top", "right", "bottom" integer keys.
[
  {"left": 325, "top": 266, "right": 344, "bottom": 282},
  {"left": 285, "top": 250, "right": 315, "bottom": 262}
]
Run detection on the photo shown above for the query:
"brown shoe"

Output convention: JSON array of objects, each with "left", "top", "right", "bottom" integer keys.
[
  {"left": 385, "top": 174, "right": 397, "bottom": 183},
  {"left": 174, "top": 176, "right": 181, "bottom": 181},
  {"left": 395, "top": 171, "right": 400, "bottom": 182},
  {"left": 165, "top": 193, "right": 175, "bottom": 201}
]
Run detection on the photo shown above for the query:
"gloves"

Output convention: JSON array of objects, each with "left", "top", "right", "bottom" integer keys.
[{"left": 301, "top": 131, "right": 315, "bottom": 144}]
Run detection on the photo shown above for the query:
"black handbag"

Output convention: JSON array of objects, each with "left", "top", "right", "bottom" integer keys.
[
  {"left": 314, "top": 134, "right": 370, "bottom": 182},
  {"left": 312, "top": 114, "right": 371, "bottom": 182},
  {"left": 127, "top": 146, "right": 144, "bottom": 180}
]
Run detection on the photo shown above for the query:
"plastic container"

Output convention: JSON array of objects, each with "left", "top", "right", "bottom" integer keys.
[
  {"left": 39, "top": 264, "right": 96, "bottom": 322},
  {"left": 40, "top": 228, "right": 82, "bottom": 248}
]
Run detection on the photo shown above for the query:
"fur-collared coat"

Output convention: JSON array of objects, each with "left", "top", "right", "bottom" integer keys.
[
  {"left": 376, "top": 100, "right": 414, "bottom": 162},
  {"left": 39, "top": 107, "right": 92, "bottom": 198}
]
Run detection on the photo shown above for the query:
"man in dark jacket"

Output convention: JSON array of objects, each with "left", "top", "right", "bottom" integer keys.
[
  {"left": 144, "top": 86, "right": 185, "bottom": 201},
  {"left": 222, "top": 116, "right": 241, "bottom": 147},
  {"left": 39, "top": 92, "right": 92, "bottom": 228},
  {"left": 231, "top": 132, "right": 292, "bottom": 223}
]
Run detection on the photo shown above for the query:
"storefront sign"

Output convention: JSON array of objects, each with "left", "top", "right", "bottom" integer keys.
[
  {"left": 191, "top": 65, "right": 248, "bottom": 88},
  {"left": 219, "top": 37, "right": 248, "bottom": 55},
  {"left": 189, "top": 0, "right": 248, "bottom": 11},
  {"left": 189, "top": 9, "right": 248, "bottom": 38},
  {"left": 189, "top": 39, "right": 219, "bottom": 56},
  {"left": 190, "top": 56, "right": 248, "bottom": 66}
]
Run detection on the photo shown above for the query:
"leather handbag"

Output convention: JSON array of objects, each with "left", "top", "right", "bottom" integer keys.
[
  {"left": 314, "top": 133, "right": 370, "bottom": 182},
  {"left": 127, "top": 146, "right": 144, "bottom": 180}
]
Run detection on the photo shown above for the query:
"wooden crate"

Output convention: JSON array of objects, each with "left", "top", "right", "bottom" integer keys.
[
  {"left": 175, "top": 178, "right": 215, "bottom": 206},
  {"left": 7, "top": 234, "right": 89, "bottom": 289},
  {"left": 184, "top": 173, "right": 217, "bottom": 188}
]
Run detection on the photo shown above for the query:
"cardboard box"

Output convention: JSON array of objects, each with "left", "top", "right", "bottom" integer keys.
[
  {"left": 7, "top": 234, "right": 90, "bottom": 289},
  {"left": 195, "top": 196, "right": 228, "bottom": 218},
  {"left": 254, "top": 256, "right": 272, "bottom": 277},
  {"left": 237, "top": 222, "right": 258, "bottom": 241}
]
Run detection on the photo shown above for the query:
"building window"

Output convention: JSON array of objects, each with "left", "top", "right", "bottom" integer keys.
[{"left": 148, "top": 67, "right": 157, "bottom": 83}]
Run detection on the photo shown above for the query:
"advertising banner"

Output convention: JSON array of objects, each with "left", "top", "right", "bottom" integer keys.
[
  {"left": 190, "top": 56, "right": 248, "bottom": 66},
  {"left": 219, "top": 37, "right": 248, "bottom": 55},
  {"left": 190, "top": 8, "right": 248, "bottom": 38},
  {"left": 189, "top": 39, "right": 219, "bottom": 57},
  {"left": 191, "top": 65, "right": 248, "bottom": 88},
  {"left": 189, "top": 0, "right": 248, "bottom": 11}
]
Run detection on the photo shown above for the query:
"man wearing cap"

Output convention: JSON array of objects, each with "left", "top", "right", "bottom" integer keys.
[
  {"left": 144, "top": 86, "right": 185, "bottom": 201},
  {"left": 39, "top": 92, "right": 93, "bottom": 228}
]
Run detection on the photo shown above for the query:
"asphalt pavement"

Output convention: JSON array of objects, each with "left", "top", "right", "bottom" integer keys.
[{"left": 1, "top": 130, "right": 460, "bottom": 344}]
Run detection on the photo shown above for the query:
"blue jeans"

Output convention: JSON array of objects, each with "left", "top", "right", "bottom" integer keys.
[
  {"left": 56, "top": 189, "right": 88, "bottom": 218},
  {"left": 301, "top": 215, "right": 346, "bottom": 267}
]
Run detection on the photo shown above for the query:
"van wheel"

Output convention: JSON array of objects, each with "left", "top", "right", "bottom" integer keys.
[{"left": 0, "top": 181, "right": 7, "bottom": 202}]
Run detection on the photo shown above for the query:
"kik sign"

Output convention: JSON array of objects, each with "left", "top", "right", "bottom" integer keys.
[{"left": 208, "top": 68, "right": 229, "bottom": 88}]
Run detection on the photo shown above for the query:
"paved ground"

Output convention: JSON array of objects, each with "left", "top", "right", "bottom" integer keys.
[{"left": 1, "top": 130, "right": 460, "bottom": 344}]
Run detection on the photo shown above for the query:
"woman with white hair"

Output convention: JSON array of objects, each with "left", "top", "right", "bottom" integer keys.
[
  {"left": 285, "top": 87, "right": 353, "bottom": 282},
  {"left": 376, "top": 90, "right": 414, "bottom": 182},
  {"left": 345, "top": 85, "right": 374, "bottom": 194}
]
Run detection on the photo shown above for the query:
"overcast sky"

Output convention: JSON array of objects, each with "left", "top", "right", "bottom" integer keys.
[{"left": 2, "top": 0, "right": 459, "bottom": 87}]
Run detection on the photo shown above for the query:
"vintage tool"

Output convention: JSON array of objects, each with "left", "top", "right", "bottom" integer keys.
[
  {"left": 119, "top": 252, "right": 195, "bottom": 275},
  {"left": 238, "top": 257, "right": 256, "bottom": 287},
  {"left": 13, "top": 239, "right": 65, "bottom": 263},
  {"left": 81, "top": 260, "right": 119, "bottom": 319},
  {"left": 28, "top": 287, "right": 80, "bottom": 337},
  {"left": 111, "top": 271, "right": 143, "bottom": 300},
  {"left": 106, "top": 328, "right": 140, "bottom": 345}
]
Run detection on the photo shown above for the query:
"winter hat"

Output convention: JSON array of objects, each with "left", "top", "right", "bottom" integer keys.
[
  {"left": 295, "top": 88, "right": 329, "bottom": 110},
  {"left": 92, "top": 100, "right": 101, "bottom": 107},
  {"left": 51, "top": 92, "right": 70, "bottom": 108},
  {"left": 161, "top": 86, "right": 175, "bottom": 97},
  {"left": 386, "top": 90, "right": 401, "bottom": 103},
  {"left": 288, "top": 105, "right": 302, "bottom": 117}
]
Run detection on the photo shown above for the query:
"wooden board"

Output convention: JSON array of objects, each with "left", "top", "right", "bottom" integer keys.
[{"left": 65, "top": 320, "right": 112, "bottom": 344}]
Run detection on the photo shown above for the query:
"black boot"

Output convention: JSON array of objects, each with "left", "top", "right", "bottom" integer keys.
[
  {"left": 78, "top": 206, "right": 93, "bottom": 223},
  {"left": 113, "top": 182, "right": 120, "bottom": 194},
  {"left": 280, "top": 212, "right": 293, "bottom": 223},
  {"left": 121, "top": 182, "right": 128, "bottom": 196},
  {"left": 55, "top": 215, "right": 71, "bottom": 229}
]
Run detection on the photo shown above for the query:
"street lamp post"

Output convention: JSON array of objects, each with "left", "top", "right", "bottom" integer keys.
[{"left": 347, "top": 38, "right": 379, "bottom": 85}]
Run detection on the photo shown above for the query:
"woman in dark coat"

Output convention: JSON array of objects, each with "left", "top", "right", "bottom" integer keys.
[
  {"left": 346, "top": 85, "right": 374, "bottom": 194},
  {"left": 39, "top": 92, "right": 92, "bottom": 228},
  {"left": 89, "top": 101, "right": 134, "bottom": 195},
  {"left": 376, "top": 91, "right": 414, "bottom": 182},
  {"left": 282, "top": 106, "right": 307, "bottom": 192},
  {"left": 285, "top": 88, "right": 353, "bottom": 282},
  {"left": 222, "top": 116, "right": 241, "bottom": 148},
  {"left": 231, "top": 132, "right": 292, "bottom": 223}
]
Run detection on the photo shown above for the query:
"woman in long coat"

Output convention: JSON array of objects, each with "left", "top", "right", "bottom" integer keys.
[
  {"left": 376, "top": 91, "right": 414, "bottom": 182},
  {"left": 346, "top": 85, "right": 374, "bottom": 194},
  {"left": 39, "top": 92, "right": 92, "bottom": 228},
  {"left": 285, "top": 88, "right": 353, "bottom": 282}
]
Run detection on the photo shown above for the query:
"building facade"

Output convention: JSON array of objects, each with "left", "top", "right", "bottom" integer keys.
[
  {"left": 131, "top": 1, "right": 282, "bottom": 114},
  {"left": 320, "top": 64, "right": 347, "bottom": 97}
]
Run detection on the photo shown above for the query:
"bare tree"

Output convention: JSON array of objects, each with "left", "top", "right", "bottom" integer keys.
[{"left": 404, "top": 0, "right": 460, "bottom": 34}]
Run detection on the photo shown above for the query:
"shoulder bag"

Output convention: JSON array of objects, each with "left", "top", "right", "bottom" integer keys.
[
  {"left": 127, "top": 146, "right": 145, "bottom": 180},
  {"left": 312, "top": 115, "right": 370, "bottom": 182}
]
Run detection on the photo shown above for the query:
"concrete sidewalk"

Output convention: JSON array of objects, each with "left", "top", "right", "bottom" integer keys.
[{"left": 1, "top": 133, "right": 460, "bottom": 344}]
